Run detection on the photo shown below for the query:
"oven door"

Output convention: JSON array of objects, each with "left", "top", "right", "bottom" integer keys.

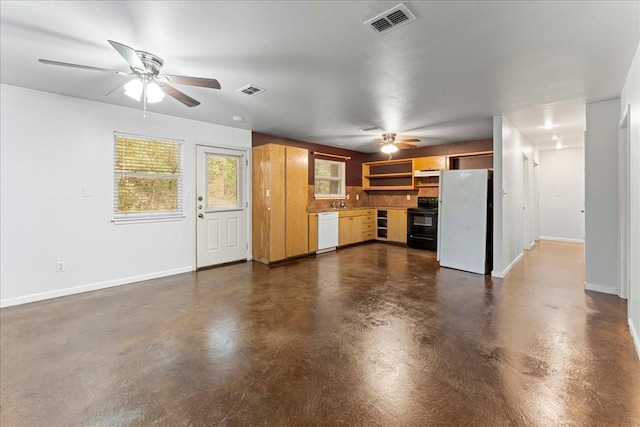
[{"left": 407, "top": 209, "right": 438, "bottom": 236}]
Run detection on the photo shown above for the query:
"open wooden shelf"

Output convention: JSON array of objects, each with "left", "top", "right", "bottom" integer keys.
[
  {"left": 362, "top": 158, "right": 414, "bottom": 191},
  {"left": 362, "top": 152, "right": 494, "bottom": 191},
  {"left": 364, "top": 172, "right": 413, "bottom": 179},
  {"left": 365, "top": 185, "right": 415, "bottom": 190}
]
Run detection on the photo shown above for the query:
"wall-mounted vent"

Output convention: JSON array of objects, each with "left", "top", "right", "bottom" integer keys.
[
  {"left": 237, "top": 84, "right": 266, "bottom": 96},
  {"left": 364, "top": 4, "right": 416, "bottom": 34}
]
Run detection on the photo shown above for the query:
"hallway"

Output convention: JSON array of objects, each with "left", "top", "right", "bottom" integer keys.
[{"left": 1, "top": 241, "right": 638, "bottom": 426}]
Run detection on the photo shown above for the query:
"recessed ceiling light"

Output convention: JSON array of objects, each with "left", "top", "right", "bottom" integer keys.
[
  {"left": 556, "top": 141, "right": 563, "bottom": 149},
  {"left": 232, "top": 115, "right": 243, "bottom": 121},
  {"left": 337, "top": 143, "right": 345, "bottom": 146},
  {"left": 543, "top": 122, "right": 554, "bottom": 130}
]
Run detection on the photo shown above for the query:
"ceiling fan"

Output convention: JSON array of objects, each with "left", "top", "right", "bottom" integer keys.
[
  {"left": 39, "top": 40, "right": 221, "bottom": 109},
  {"left": 376, "top": 132, "right": 420, "bottom": 154}
]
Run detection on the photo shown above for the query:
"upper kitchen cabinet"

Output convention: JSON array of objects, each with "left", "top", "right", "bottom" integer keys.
[
  {"left": 252, "top": 144, "right": 309, "bottom": 264},
  {"left": 414, "top": 156, "right": 447, "bottom": 171},
  {"left": 414, "top": 155, "right": 447, "bottom": 188}
]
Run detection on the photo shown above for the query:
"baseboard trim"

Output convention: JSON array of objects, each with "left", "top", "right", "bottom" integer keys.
[
  {"left": 584, "top": 282, "right": 618, "bottom": 295},
  {"left": 630, "top": 318, "right": 640, "bottom": 361},
  {"left": 540, "top": 236, "right": 584, "bottom": 243},
  {"left": 491, "top": 252, "right": 524, "bottom": 279},
  {"left": 0, "top": 266, "right": 193, "bottom": 308}
]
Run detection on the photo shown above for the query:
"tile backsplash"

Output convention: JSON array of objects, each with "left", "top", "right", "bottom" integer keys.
[{"left": 308, "top": 186, "right": 438, "bottom": 209}]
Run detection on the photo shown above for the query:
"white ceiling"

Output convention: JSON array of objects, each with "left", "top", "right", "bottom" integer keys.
[{"left": 1, "top": 1, "right": 638, "bottom": 152}]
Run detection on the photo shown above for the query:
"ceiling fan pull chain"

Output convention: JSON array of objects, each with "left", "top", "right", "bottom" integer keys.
[{"left": 142, "top": 81, "right": 147, "bottom": 118}]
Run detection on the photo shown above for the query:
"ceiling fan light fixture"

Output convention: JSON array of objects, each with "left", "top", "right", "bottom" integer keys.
[
  {"left": 124, "top": 79, "right": 142, "bottom": 101},
  {"left": 381, "top": 143, "right": 398, "bottom": 154},
  {"left": 124, "top": 79, "right": 165, "bottom": 103},
  {"left": 146, "top": 82, "right": 165, "bottom": 103}
]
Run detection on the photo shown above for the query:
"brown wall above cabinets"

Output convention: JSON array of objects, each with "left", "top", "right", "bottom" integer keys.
[
  {"left": 252, "top": 132, "right": 368, "bottom": 186},
  {"left": 364, "top": 138, "right": 493, "bottom": 163},
  {"left": 252, "top": 132, "right": 493, "bottom": 187}
]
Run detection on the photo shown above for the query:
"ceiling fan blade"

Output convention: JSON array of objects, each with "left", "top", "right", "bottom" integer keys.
[
  {"left": 39, "top": 59, "right": 129, "bottom": 75},
  {"left": 396, "top": 141, "right": 418, "bottom": 149},
  {"left": 161, "top": 74, "right": 221, "bottom": 89},
  {"left": 104, "top": 83, "right": 126, "bottom": 97},
  {"left": 108, "top": 40, "right": 146, "bottom": 71},
  {"left": 158, "top": 83, "right": 200, "bottom": 107},
  {"left": 398, "top": 138, "right": 420, "bottom": 143}
]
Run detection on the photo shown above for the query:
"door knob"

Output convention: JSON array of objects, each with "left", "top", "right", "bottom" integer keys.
[{"left": 198, "top": 213, "right": 204, "bottom": 219}]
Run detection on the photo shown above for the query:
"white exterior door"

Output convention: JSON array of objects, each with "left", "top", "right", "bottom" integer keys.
[{"left": 196, "top": 145, "right": 247, "bottom": 268}]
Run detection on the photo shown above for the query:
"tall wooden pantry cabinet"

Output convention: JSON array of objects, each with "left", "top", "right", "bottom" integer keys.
[{"left": 252, "top": 144, "right": 309, "bottom": 264}]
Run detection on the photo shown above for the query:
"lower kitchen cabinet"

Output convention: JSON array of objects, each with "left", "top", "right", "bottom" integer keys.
[
  {"left": 339, "top": 214, "right": 363, "bottom": 246},
  {"left": 362, "top": 211, "right": 375, "bottom": 241},
  {"left": 308, "top": 213, "right": 318, "bottom": 253},
  {"left": 387, "top": 209, "right": 407, "bottom": 243},
  {"left": 336, "top": 209, "right": 375, "bottom": 246}
]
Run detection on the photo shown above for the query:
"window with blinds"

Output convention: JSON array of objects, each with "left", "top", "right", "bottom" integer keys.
[{"left": 113, "top": 133, "right": 184, "bottom": 222}]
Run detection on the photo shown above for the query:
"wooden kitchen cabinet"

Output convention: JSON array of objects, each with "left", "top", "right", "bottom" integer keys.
[
  {"left": 252, "top": 144, "right": 309, "bottom": 263},
  {"left": 387, "top": 209, "right": 407, "bottom": 243},
  {"left": 338, "top": 211, "right": 363, "bottom": 246},
  {"left": 362, "top": 211, "right": 375, "bottom": 241},
  {"left": 308, "top": 213, "right": 318, "bottom": 253},
  {"left": 362, "top": 159, "right": 414, "bottom": 190},
  {"left": 414, "top": 156, "right": 447, "bottom": 171}
]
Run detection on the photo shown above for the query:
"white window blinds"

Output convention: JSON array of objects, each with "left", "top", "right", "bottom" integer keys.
[{"left": 113, "top": 133, "right": 184, "bottom": 222}]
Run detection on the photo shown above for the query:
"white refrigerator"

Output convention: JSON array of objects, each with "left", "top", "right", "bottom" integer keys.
[{"left": 437, "top": 169, "right": 490, "bottom": 275}]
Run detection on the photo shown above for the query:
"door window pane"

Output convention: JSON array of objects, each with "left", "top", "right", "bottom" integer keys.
[{"left": 207, "top": 154, "right": 239, "bottom": 209}]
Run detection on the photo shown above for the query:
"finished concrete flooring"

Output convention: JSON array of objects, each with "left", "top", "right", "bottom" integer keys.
[{"left": 1, "top": 241, "right": 639, "bottom": 426}]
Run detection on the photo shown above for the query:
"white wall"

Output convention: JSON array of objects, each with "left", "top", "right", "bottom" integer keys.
[
  {"left": 585, "top": 99, "right": 620, "bottom": 296},
  {"left": 0, "top": 85, "right": 251, "bottom": 307},
  {"left": 538, "top": 148, "right": 585, "bottom": 242},
  {"left": 620, "top": 42, "right": 640, "bottom": 358},
  {"left": 492, "top": 116, "right": 538, "bottom": 278}
]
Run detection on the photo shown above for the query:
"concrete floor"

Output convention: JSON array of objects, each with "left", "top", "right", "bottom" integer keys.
[{"left": 1, "top": 241, "right": 639, "bottom": 426}]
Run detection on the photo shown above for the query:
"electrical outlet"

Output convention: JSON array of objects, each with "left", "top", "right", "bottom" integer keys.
[
  {"left": 356, "top": 194, "right": 359, "bottom": 201},
  {"left": 346, "top": 194, "right": 350, "bottom": 200},
  {"left": 407, "top": 195, "right": 411, "bottom": 200},
  {"left": 56, "top": 262, "right": 65, "bottom": 272}
]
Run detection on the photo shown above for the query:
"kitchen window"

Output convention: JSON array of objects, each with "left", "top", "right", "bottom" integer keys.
[
  {"left": 314, "top": 158, "right": 345, "bottom": 199},
  {"left": 113, "top": 133, "right": 184, "bottom": 223}
]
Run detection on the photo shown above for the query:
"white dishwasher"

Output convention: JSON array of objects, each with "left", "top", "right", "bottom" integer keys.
[{"left": 317, "top": 211, "right": 339, "bottom": 254}]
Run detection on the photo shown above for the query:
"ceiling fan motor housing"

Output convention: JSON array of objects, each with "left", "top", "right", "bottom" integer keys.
[{"left": 134, "top": 51, "right": 163, "bottom": 78}]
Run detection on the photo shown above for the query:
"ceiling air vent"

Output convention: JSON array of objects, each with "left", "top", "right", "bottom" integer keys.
[
  {"left": 360, "top": 126, "right": 381, "bottom": 132},
  {"left": 237, "top": 84, "right": 266, "bottom": 96},
  {"left": 364, "top": 4, "right": 416, "bottom": 34}
]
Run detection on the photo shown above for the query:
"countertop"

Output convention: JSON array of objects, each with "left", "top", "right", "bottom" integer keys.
[{"left": 308, "top": 206, "right": 409, "bottom": 213}]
